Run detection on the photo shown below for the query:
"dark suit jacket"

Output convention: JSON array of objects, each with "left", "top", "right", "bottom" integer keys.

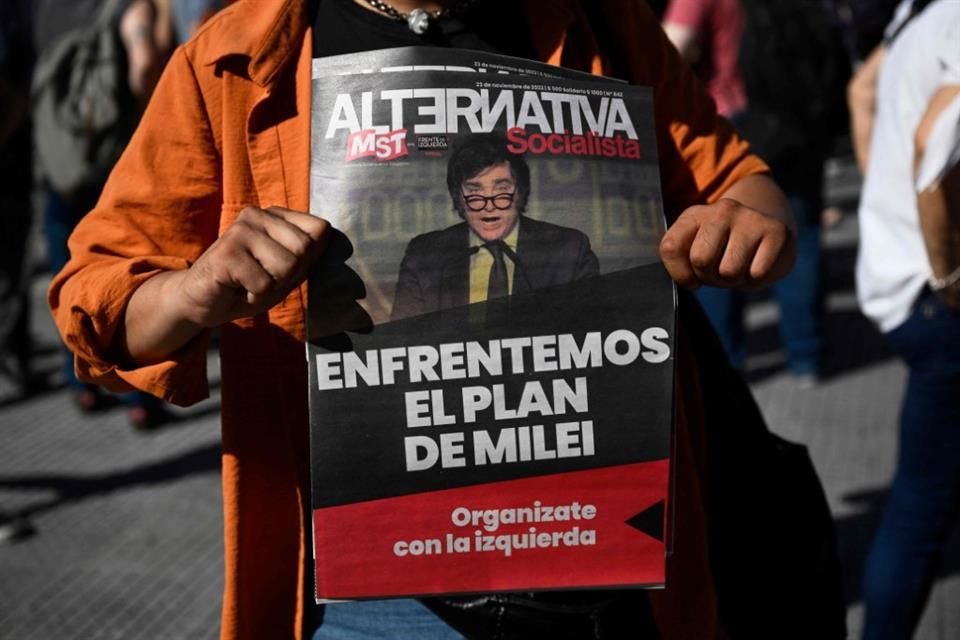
[{"left": 392, "top": 216, "right": 599, "bottom": 320}]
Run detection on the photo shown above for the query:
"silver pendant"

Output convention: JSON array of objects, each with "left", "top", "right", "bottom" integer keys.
[{"left": 407, "top": 8, "right": 432, "bottom": 34}]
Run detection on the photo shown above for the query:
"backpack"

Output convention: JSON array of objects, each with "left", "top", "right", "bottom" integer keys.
[
  {"left": 736, "top": 0, "right": 852, "bottom": 167},
  {"left": 31, "top": 0, "right": 138, "bottom": 205}
]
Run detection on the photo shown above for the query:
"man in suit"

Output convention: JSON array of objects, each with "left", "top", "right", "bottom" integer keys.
[{"left": 392, "top": 132, "right": 599, "bottom": 320}]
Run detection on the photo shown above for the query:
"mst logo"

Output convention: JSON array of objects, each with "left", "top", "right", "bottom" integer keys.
[{"left": 345, "top": 128, "right": 408, "bottom": 162}]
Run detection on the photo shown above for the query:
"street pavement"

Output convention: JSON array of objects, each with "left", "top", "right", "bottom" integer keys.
[{"left": 1, "top": 156, "right": 958, "bottom": 638}]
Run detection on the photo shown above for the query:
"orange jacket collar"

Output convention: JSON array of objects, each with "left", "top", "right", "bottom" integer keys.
[{"left": 199, "top": 0, "right": 309, "bottom": 87}]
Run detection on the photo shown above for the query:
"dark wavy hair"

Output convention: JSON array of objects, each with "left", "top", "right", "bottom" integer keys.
[{"left": 446, "top": 132, "right": 530, "bottom": 217}]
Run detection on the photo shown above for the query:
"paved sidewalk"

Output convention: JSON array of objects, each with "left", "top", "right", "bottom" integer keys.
[
  {"left": 0, "top": 280, "right": 224, "bottom": 639},
  {"left": 2, "top": 158, "right": 958, "bottom": 638}
]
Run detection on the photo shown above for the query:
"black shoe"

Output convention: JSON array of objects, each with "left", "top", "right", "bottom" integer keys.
[{"left": 128, "top": 403, "right": 175, "bottom": 431}]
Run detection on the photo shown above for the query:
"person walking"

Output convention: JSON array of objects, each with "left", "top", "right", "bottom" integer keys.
[
  {"left": 855, "top": 1, "right": 960, "bottom": 637},
  {"left": 33, "top": 0, "right": 175, "bottom": 427}
]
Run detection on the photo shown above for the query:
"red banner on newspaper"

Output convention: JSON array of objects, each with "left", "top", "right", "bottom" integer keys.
[{"left": 313, "top": 461, "right": 667, "bottom": 599}]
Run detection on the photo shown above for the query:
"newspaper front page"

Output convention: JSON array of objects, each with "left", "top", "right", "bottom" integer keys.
[{"left": 307, "top": 50, "right": 675, "bottom": 601}]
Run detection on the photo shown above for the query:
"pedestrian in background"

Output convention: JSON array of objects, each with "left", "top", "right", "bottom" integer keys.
[
  {"left": 663, "top": 0, "right": 850, "bottom": 385},
  {"left": 0, "top": 0, "right": 39, "bottom": 545},
  {"left": 0, "top": 0, "right": 37, "bottom": 396},
  {"left": 854, "top": 0, "right": 960, "bottom": 637},
  {"left": 847, "top": 0, "right": 936, "bottom": 175},
  {"left": 32, "top": 0, "right": 175, "bottom": 428},
  {"left": 662, "top": 0, "right": 746, "bottom": 121}
]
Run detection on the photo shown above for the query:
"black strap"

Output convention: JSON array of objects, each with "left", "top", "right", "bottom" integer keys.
[{"left": 885, "top": 0, "right": 936, "bottom": 45}]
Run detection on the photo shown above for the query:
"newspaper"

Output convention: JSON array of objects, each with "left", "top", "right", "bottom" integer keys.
[{"left": 307, "top": 49, "right": 675, "bottom": 602}]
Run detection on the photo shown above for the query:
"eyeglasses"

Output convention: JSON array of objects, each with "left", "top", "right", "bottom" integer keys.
[{"left": 462, "top": 191, "right": 516, "bottom": 212}]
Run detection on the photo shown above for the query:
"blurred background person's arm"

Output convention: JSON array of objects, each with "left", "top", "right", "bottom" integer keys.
[
  {"left": 661, "top": 0, "right": 705, "bottom": 63},
  {"left": 914, "top": 85, "right": 960, "bottom": 308},
  {"left": 120, "top": 0, "right": 174, "bottom": 108},
  {"left": 847, "top": 44, "right": 886, "bottom": 174},
  {"left": 848, "top": 0, "right": 938, "bottom": 175}
]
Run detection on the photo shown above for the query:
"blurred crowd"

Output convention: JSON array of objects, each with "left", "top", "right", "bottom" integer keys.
[
  {"left": 0, "top": 0, "right": 907, "bottom": 420},
  {"left": 1, "top": 0, "right": 902, "bottom": 422},
  {"left": 1, "top": 1, "right": 958, "bottom": 639},
  {"left": 0, "top": 0, "right": 223, "bottom": 428},
  {"left": 655, "top": 2, "right": 959, "bottom": 638}
]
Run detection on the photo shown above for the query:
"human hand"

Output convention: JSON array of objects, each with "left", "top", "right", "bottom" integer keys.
[
  {"left": 659, "top": 198, "right": 796, "bottom": 290},
  {"left": 174, "top": 206, "right": 330, "bottom": 328}
]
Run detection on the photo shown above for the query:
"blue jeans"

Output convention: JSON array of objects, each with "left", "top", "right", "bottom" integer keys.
[
  {"left": 313, "top": 599, "right": 460, "bottom": 639},
  {"left": 44, "top": 190, "right": 152, "bottom": 409},
  {"left": 694, "top": 191, "right": 823, "bottom": 374},
  {"left": 861, "top": 289, "right": 960, "bottom": 640},
  {"left": 44, "top": 189, "right": 89, "bottom": 392}
]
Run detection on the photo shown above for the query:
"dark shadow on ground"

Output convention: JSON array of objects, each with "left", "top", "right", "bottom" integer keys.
[
  {"left": 0, "top": 389, "right": 222, "bottom": 433},
  {"left": 0, "top": 329, "right": 223, "bottom": 410},
  {"left": 0, "top": 367, "right": 222, "bottom": 411},
  {"left": 0, "top": 367, "right": 64, "bottom": 409},
  {"left": 818, "top": 309, "right": 893, "bottom": 380},
  {"left": 0, "top": 442, "right": 222, "bottom": 520},
  {"left": 142, "top": 403, "right": 223, "bottom": 432},
  {"left": 741, "top": 242, "right": 895, "bottom": 384},
  {"left": 834, "top": 487, "right": 960, "bottom": 605},
  {"left": 834, "top": 488, "right": 888, "bottom": 605},
  {"left": 822, "top": 243, "right": 857, "bottom": 295},
  {"left": 743, "top": 306, "right": 894, "bottom": 384}
]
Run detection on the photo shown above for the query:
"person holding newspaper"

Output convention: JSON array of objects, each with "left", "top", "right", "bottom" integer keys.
[{"left": 48, "top": 0, "right": 802, "bottom": 638}]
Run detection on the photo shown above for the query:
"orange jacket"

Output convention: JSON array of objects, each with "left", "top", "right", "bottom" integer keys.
[{"left": 49, "top": 1, "right": 765, "bottom": 638}]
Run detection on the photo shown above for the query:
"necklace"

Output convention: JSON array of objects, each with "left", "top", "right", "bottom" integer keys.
[{"left": 362, "top": 0, "right": 447, "bottom": 34}]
